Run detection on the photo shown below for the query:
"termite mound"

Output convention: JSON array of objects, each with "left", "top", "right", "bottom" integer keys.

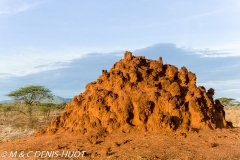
[{"left": 37, "top": 51, "right": 232, "bottom": 137}]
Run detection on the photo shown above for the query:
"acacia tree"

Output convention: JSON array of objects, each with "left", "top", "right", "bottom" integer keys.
[{"left": 6, "top": 85, "right": 53, "bottom": 126}]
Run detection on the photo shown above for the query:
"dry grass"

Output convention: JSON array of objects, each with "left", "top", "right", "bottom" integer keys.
[
  {"left": 225, "top": 106, "right": 240, "bottom": 127},
  {"left": 0, "top": 125, "right": 35, "bottom": 142},
  {"left": 0, "top": 103, "right": 64, "bottom": 142}
]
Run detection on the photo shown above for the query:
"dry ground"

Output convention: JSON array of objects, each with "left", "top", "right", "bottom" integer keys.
[
  {"left": 0, "top": 107, "right": 239, "bottom": 160},
  {"left": 0, "top": 128, "right": 239, "bottom": 160}
]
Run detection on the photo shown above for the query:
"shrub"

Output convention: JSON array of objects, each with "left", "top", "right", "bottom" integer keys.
[
  {"left": 55, "top": 102, "right": 67, "bottom": 110},
  {"left": 0, "top": 105, "right": 12, "bottom": 116},
  {"left": 39, "top": 103, "right": 56, "bottom": 118}
]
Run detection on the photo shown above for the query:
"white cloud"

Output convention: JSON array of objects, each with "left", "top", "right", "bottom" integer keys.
[
  {"left": 0, "top": 47, "right": 91, "bottom": 78},
  {"left": 0, "top": 46, "right": 123, "bottom": 78},
  {"left": 181, "top": 46, "right": 240, "bottom": 58},
  {"left": 0, "top": 0, "right": 41, "bottom": 15}
]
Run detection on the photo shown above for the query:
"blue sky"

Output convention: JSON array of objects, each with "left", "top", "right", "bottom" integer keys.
[{"left": 0, "top": 0, "right": 240, "bottom": 101}]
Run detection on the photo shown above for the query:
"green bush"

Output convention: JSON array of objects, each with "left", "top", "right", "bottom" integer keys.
[
  {"left": 0, "top": 105, "right": 12, "bottom": 116},
  {"left": 39, "top": 103, "right": 56, "bottom": 118},
  {"left": 55, "top": 102, "right": 67, "bottom": 110}
]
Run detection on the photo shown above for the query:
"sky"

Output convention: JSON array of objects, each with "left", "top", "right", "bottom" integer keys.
[{"left": 0, "top": 0, "right": 240, "bottom": 101}]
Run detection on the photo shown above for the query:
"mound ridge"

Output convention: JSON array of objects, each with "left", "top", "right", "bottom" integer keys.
[{"left": 40, "top": 52, "right": 231, "bottom": 136}]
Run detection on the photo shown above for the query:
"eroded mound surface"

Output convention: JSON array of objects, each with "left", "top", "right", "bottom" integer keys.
[{"left": 40, "top": 52, "right": 231, "bottom": 136}]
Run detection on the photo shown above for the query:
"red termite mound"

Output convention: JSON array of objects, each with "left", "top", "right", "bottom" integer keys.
[{"left": 40, "top": 52, "right": 231, "bottom": 136}]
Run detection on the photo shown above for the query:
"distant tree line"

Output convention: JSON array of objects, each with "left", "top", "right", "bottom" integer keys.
[{"left": 217, "top": 97, "right": 240, "bottom": 107}]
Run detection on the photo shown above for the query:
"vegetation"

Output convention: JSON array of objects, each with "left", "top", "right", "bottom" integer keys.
[
  {"left": 55, "top": 102, "right": 67, "bottom": 110},
  {"left": 6, "top": 85, "right": 53, "bottom": 105},
  {"left": 217, "top": 97, "right": 237, "bottom": 107},
  {"left": 38, "top": 102, "right": 66, "bottom": 118},
  {"left": 237, "top": 102, "right": 240, "bottom": 106},
  {"left": 0, "top": 102, "right": 66, "bottom": 129},
  {"left": 0, "top": 102, "right": 66, "bottom": 142},
  {"left": 0, "top": 104, "right": 12, "bottom": 116},
  {"left": 0, "top": 85, "right": 69, "bottom": 142},
  {"left": 39, "top": 103, "right": 55, "bottom": 118},
  {"left": 6, "top": 85, "right": 53, "bottom": 127}
]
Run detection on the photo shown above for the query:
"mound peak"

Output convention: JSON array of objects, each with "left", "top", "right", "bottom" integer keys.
[{"left": 39, "top": 51, "right": 231, "bottom": 136}]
